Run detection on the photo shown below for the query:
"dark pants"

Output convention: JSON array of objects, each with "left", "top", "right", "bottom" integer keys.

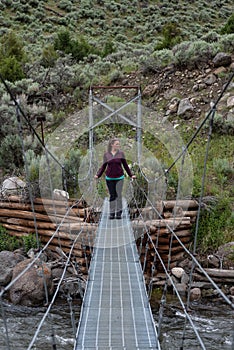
[{"left": 106, "top": 179, "right": 124, "bottom": 217}]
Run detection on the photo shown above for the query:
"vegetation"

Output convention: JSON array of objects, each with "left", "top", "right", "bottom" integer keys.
[
  {"left": 0, "top": 224, "right": 38, "bottom": 252},
  {"left": 0, "top": 225, "right": 20, "bottom": 251},
  {"left": 0, "top": 1, "right": 233, "bottom": 253},
  {"left": 195, "top": 198, "right": 234, "bottom": 253}
]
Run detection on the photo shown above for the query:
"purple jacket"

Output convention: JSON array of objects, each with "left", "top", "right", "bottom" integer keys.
[{"left": 96, "top": 150, "right": 133, "bottom": 179}]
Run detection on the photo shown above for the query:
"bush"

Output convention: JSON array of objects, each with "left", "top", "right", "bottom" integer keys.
[
  {"left": 221, "top": 13, "right": 234, "bottom": 34},
  {"left": 0, "top": 134, "right": 23, "bottom": 170},
  {"left": 22, "top": 233, "right": 39, "bottom": 252},
  {"left": 0, "top": 56, "right": 25, "bottom": 82},
  {"left": 213, "top": 158, "right": 233, "bottom": 178},
  {"left": 196, "top": 197, "right": 234, "bottom": 253},
  {"left": 155, "top": 22, "right": 182, "bottom": 50},
  {"left": 141, "top": 49, "right": 174, "bottom": 73},
  {"left": 0, "top": 225, "right": 20, "bottom": 251},
  {"left": 0, "top": 31, "right": 26, "bottom": 82},
  {"left": 173, "top": 40, "right": 218, "bottom": 68},
  {"left": 41, "top": 45, "right": 58, "bottom": 67},
  {"left": 212, "top": 113, "right": 234, "bottom": 136},
  {"left": 54, "top": 30, "right": 100, "bottom": 61}
]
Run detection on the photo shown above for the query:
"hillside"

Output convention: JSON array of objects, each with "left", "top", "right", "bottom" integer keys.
[{"left": 0, "top": 0, "right": 233, "bottom": 252}]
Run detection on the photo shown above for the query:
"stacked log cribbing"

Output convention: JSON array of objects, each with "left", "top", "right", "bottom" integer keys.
[
  {"left": 0, "top": 196, "right": 97, "bottom": 274},
  {"left": 133, "top": 199, "right": 199, "bottom": 273},
  {"left": 0, "top": 196, "right": 198, "bottom": 276}
]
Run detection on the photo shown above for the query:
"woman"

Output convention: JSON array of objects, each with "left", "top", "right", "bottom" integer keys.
[{"left": 94, "top": 138, "right": 136, "bottom": 219}]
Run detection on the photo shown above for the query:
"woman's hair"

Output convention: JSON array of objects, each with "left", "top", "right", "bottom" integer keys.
[{"left": 107, "top": 138, "right": 119, "bottom": 153}]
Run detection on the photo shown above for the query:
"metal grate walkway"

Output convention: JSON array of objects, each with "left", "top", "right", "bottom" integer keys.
[{"left": 74, "top": 198, "right": 160, "bottom": 350}]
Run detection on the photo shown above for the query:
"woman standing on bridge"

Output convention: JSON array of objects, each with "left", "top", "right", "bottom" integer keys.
[{"left": 94, "top": 138, "right": 136, "bottom": 219}]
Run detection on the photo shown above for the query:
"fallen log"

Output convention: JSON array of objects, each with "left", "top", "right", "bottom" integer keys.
[
  {"left": 197, "top": 268, "right": 234, "bottom": 279},
  {"left": 192, "top": 272, "right": 234, "bottom": 284}
]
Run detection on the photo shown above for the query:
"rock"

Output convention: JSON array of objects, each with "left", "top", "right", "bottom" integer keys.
[
  {"left": 190, "top": 287, "right": 201, "bottom": 301},
  {"left": 207, "top": 254, "right": 220, "bottom": 268},
  {"left": 0, "top": 251, "right": 25, "bottom": 286},
  {"left": 204, "top": 73, "right": 217, "bottom": 86},
  {"left": 227, "top": 96, "right": 234, "bottom": 108},
  {"left": 175, "top": 283, "right": 187, "bottom": 295},
  {"left": 229, "top": 286, "right": 234, "bottom": 296},
  {"left": 177, "top": 98, "right": 194, "bottom": 118},
  {"left": 9, "top": 259, "right": 54, "bottom": 306},
  {"left": 171, "top": 267, "right": 184, "bottom": 279},
  {"left": 53, "top": 189, "right": 69, "bottom": 201},
  {"left": 181, "top": 271, "right": 189, "bottom": 285},
  {"left": 167, "top": 97, "right": 179, "bottom": 114},
  {"left": 212, "top": 52, "right": 232, "bottom": 68},
  {"left": 214, "top": 67, "right": 227, "bottom": 75},
  {"left": 142, "top": 84, "right": 158, "bottom": 97},
  {"left": 1, "top": 177, "right": 26, "bottom": 198}
]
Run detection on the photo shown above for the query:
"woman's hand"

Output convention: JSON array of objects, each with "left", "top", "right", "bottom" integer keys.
[
  {"left": 94, "top": 175, "right": 99, "bottom": 179},
  {"left": 131, "top": 175, "right": 136, "bottom": 179}
]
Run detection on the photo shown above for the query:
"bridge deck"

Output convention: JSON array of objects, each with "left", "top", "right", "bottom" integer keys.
[{"left": 75, "top": 199, "right": 160, "bottom": 350}]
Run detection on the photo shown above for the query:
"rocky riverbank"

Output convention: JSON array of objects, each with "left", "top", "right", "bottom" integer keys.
[{"left": 0, "top": 241, "right": 233, "bottom": 307}]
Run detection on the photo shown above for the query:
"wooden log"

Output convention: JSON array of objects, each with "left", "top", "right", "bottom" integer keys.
[
  {"left": 0, "top": 201, "right": 88, "bottom": 217},
  {"left": 3, "top": 223, "right": 97, "bottom": 242},
  {"left": 0, "top": 217, "right": 85, "bottom": 229},
  {"left": 39, "top": 236, "right": 86, "bottom": 256},
  {"left": 3, "top": 195, "right": 86, "bottom": 208},
  {"left": 34, "top": 197, "right": 86, "bottom": 208},
  {"left": 132, "top": 218, "right": 191, "bottom": 229},
  {"left": 192, "top": 272, "right": 234, "bottom": 284},
  {"left": 197, "top": 268, "right": 234, "bottom": 279},
  {"left": 157, "top": 245, "right": 188, "bottom": 253},
  {"left": 149, "top": 235, "right": 191, "bottom": 245},
  {"left": 0, "top": 208, "right": 53, "bottom": 222},
  {"left": 159, "top": 250, "right": 187, "bottom": 262},
  {"left": 163, "top": 200, "right": 198, "bottom": 209}
]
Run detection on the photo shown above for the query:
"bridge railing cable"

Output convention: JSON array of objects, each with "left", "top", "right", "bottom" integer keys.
[{"left": 129, "top": 181, "right": 207, "bottom": 349}]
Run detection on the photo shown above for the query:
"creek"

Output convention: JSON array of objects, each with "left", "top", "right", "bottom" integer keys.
[{"left": 0, "top": 299, "right": 233, "bottom": 350}]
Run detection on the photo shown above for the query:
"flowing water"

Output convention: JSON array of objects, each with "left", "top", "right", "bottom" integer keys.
[{"left": 0, "top": 299, "right": 233, "bottom": 350}]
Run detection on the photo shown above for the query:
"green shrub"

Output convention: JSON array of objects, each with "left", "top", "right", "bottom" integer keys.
[
  {"left": 41, "top": 44, "right": 58, "bottom": 67},
  {"left": 173, "top": 40, "right": 218, "bottom": 68},
  {"left": 0, "top": 225, "right": 20, "bottom": 251},
  {"left": 155, "top": 22, "right": 182, "bottom": 50},
  {"left": 219, "top": 33, "right": 234, "bottom": 53},
  {"left": 0, "top": 134, "right": 23, "bottom": 170},
  {"left": 221, "top": 13, "right": 234, "bottom": 34},
  {"left": 0, "top": 56, "right": 25, "bottom": 82},
  {"left": 54, "top": 30, "right": 100, "bottom": 61},
  {"left": 0, "top": 31, "right": 25, "bottom": 61},
  {"left": 0, "top": 31, "right": 26, "bottom": 82},
  {"left": 141, "top": 49, "right": 174, "bottom": 73},
  {"left": 195, "top": 197, "right": 234, "bottom": 253},
  {"left": 212, "top": 113, "right": 234, "bottom": 136},
  {"left": 22, "top": 233, "right": 38, "bottom": 252}
]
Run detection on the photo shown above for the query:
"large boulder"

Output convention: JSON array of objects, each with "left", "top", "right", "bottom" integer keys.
[
  {"left": 0, "top": 250, "right": 25, "bottom": 286},
  {"left": 212, "top": 52, "right": 232, "bottom": 68},
  {"left": 1, "top": 177, "right": 26, "bottom": 197},
  {"left": 9, "top": 259, "right": 54, "bottom": 306}
]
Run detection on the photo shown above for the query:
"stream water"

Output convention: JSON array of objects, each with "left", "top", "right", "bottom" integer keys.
[{"left": 0, "top": 299, "right": 233, "bottom": 350}]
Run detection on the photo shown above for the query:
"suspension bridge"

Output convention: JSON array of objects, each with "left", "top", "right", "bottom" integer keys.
[{"left": 0, "top": 73, "right": 234, "bottom": 350}]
